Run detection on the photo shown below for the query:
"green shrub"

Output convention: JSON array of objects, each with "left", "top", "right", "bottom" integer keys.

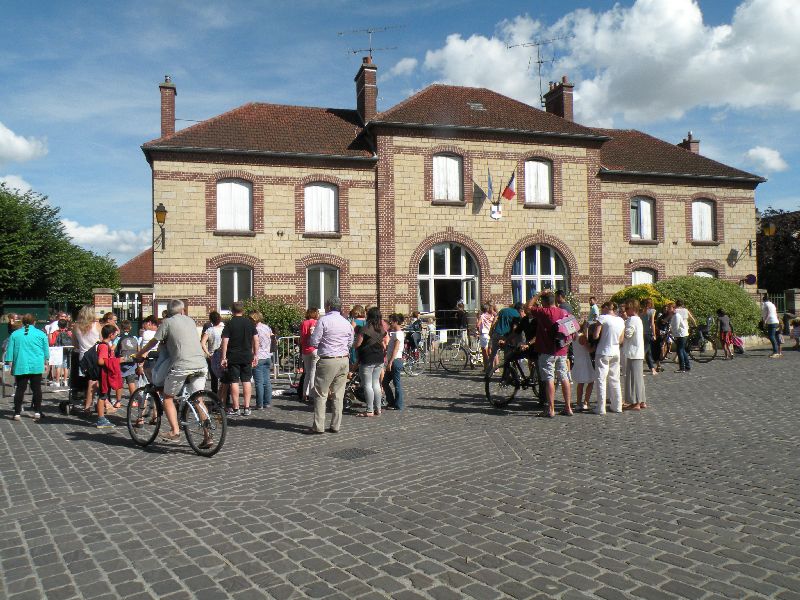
[
  {"left": 652, "top": 276, "right": 761, "bottom": 336},
  {"left": 609, "top": 283, "right": 673, "bottom": 312},
  {"left": 242, "top": 296, "right": 304, "bottom": 337}
]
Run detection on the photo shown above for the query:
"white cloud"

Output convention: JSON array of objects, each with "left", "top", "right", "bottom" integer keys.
[
  {"left": 61, "top": 218, "right": 150, "bottom": 264},
  {"left": 745, "top": 146, "right": 789, "bottom": 172},
  {"left": 419, "top": 0, "right": 800, "bottom": 126},
  {"left": 0, "top": 121, "right": 48, "bottom": 164},
  {"left": 0, "top": 174, "right": 32, "bottom": 192},
  {"left": 383, "top": 57, "right": 419, "bottom": 80}
]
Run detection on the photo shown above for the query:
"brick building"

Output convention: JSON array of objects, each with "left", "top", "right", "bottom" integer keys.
[{"left": 142, "top": 59, "right": 764, "bottom": 324}]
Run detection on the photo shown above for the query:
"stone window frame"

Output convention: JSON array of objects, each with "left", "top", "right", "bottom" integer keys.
[
  {"left": 625, "top": 259, "right": 665, "bottom": 284},
  {"left": 294, "top": 174, "right": 349, "bottom": 239},
  {"left": 517, "top": 153, "right": 561, "bottom": 209},
  {"left": 424, "top": 145, "right": 473, "bottom": 207},
  {"left": 297, "top": 254, "right": 350, "bottom": 309},
  {"left": 624, "top": 191, "right": 664, "bottom": 245},
  {"left": 206, "top": 253, "right": 264, "bottom": 312}
]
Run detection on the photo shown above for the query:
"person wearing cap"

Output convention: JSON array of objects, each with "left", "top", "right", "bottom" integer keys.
[{"left": 307, "top": 297, "right": 354, "bottom": 434}]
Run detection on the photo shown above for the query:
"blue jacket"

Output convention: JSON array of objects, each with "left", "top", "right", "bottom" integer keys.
[{"left": 5, "top": 325, "right": 49, "bottom": 376}]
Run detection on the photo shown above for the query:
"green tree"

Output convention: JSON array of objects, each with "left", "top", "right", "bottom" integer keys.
[
  {"left": 757, "top": 207, "right": 800, "bottom": 292},
  {"left": 242, "top": 296, "right": 304, "bottom": 337},
  {"left": 0, "top": 183, "right": 119, "bottom": 306}
]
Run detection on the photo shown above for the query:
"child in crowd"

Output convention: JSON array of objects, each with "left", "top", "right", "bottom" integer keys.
[
  {"left": 96, "top": 324, "right": 122, "bottom": 428},
  {"left": 48, "top": 318, "right": 73, "bottom": 387},
  {"left": 116, "top": 320, "right": 140, "bottom": 398},
  {"left": 572, "top": 321, "right": 595, "bottom": 411},
  {"left": 791, "top": 318, "right": 800, "bottom": 350},
  {"left": 384, "top": 314, "right": 406, "bottom": 410}
]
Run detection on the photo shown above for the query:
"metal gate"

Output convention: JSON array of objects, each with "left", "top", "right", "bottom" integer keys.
[{"left": 113, "top": 292, "right": 142, "bottom": 333}]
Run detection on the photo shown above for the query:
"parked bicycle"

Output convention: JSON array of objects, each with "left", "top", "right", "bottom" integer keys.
[
  {"left": 484, "top": 347, "right": 540, "bottom": 408},
  {"left": 439, "top": 334, "right": 483, "bottom": 373},
  {"left": 126, "top": 379, "right": 227, "bottom": 457}
]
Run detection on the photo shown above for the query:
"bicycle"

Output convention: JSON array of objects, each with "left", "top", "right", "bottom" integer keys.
[
  {"left": 687, "top": 321, "right": 717, "bottom": 363},
  {"left": 484, "top": 347, "right": 540, "bottom": 408},
  {"left": 439, "top": 334, "right": 483, "bottom": 373},
  {"left": 402, "top": 343, "right": 428, "bottom": 376},
  {"left": 126, "top": 378, "right": 227, "bottom": 457}
]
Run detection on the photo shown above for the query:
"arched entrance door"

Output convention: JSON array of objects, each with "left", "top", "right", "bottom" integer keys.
[{"left": 417, "top": 243, "right": 479, "bottom": 327}]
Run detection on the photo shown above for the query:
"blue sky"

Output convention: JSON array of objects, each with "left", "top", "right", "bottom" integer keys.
[{"left": 1, "top": 0, "right": 798, "bottom": 265}]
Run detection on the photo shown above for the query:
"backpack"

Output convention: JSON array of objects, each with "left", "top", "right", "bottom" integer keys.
[
  {"left": 554, "top": 313, "right": 581, "bottom": 349},
  {"left": 50, "top": 328, "right": 72, "bottom": 347},
  {"left": 79, "top": 343, "right": 101, "bottom": 380},
  {"left": 115, "top": 333, "right": 139, "bottom": 360}
]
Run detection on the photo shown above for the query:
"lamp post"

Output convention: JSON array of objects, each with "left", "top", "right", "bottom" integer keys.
[{"left": 154, "top": 203, "right": 168, "bottom": 251}]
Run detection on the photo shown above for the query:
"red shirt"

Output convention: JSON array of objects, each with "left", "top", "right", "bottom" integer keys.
[
  {"left": 529, "top": 306, "right": 570, "bottom": 357},
  {"left": 300, "top": 319, "right": 317, "bottom": 355}
]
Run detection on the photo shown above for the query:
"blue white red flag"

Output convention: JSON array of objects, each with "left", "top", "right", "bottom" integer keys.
[{"left": 501, "top": 172, "right": 516, "bottom": 200}]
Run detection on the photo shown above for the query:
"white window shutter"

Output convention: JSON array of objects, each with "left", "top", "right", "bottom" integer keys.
[
  {"left": 433, "top": 155, "right": 462, "bottom": 201},
  {"left": 525, "top": 161, "right": 551, "bottom": 204},
  {"left": 433, "top": 155, "right": 447, "bottom": 200},
  {"left": 216, "top": 181, "right": 232, "bottom": 229},
  {"left": 640, "top": 198, "right": 653, "bottom": 239},
  {"left": 632, "top": 269, "right": 655, "bottom": 285},
  {"left": 446, "top": 156, "right": 461, "bottom": 201},
  {"left": 693, "top": 201, "right": 713, "bottom": 240},
  {"left": 305, "top": 184, "right": 338, "bottom": 232},
  {"left": 216, "top": 180, "right": 251, "bottom": 230}
]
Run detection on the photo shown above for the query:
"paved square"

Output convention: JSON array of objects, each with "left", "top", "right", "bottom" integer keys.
[{"left": 1, "top": 348, "right": 799, "bottom": 599}]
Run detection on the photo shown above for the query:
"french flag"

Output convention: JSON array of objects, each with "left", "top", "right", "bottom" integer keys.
[{"left": 501, "top": 172, "right": 516, "bottom": 200}]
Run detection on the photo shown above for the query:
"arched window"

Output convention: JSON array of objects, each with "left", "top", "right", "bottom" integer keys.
[
  {"left": 692, "top": 199, "right": 716, "bottom": 241},
  {"left": 218, "top": 265, "right": 253, "bottom": 312},
  {"left": 511, "top": 245, "right": 569, "bottom": 303},
  {"left": 304, "top": 183, "right": 339, "bottom": 233},
  {"left": 307, "top": 265, "right": 339, "bottom": 310},
  {"left": 630, "top": 196, "right": 655, "bottom": 240},
  {"left": 432, "top": 154, "right": 463, "bottom": 202},
  {"left": 524, "top": 159, "right": 552, "bottom": 205},
  {"left": 417, "top": 243, "right": 478, "bottom": 317},
  {"left": 694, "top": 269, "right": 717, "bottom": 278},
  {"left": 216, "top": 179, "right": 252, "bottom": 231},
  {"left": 631, "top": 268, "right": 656, "bottom": 285}
]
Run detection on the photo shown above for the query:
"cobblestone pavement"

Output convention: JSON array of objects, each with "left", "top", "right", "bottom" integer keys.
[{"left": 1, "top": 348, "right": 799, "bottom": 600}]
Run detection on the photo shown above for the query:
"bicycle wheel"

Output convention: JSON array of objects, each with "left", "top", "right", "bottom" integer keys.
[
  {"left": 485, "top": 364, "right": 520, "bottom": 408},
  {"left": 689, "top": 337, "right": 717, "bottom": 363},
  {"left": 181, "top": 390, "right": 227, "bottom": 457},
  {"left": 403, "top": 350, "right": 425, "bottom": 376},
  {"left": 439, "top": 344, "right": 468, "bottom": 373},
  {"left": 127, "top": 386, "right": 161, "bottom": 447}
]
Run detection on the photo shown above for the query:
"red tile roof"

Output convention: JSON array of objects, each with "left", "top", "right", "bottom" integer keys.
[
  {"left": 374, "top": 84, "right": 605, "bottom": 139},
  {"left": 595, "top": 128, "right": 764, "bottom": 183},
  {"left": 119, "top": 248, "right": 153, "bottom": 286},
  {"left": 143, "top": 103, "right": 374, "bottom": 159}
]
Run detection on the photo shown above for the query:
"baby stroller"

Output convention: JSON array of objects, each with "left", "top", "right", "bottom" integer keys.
[{"left": 341, "top": 369, "right": 387, "bottom": 412}]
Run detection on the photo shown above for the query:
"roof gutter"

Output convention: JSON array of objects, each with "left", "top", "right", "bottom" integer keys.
[
  {"left": 367, "top": 120, "right": 611, "bottom": 142},
  {"left": 141, "top": 145, "right": 378, "bottom": 162},
  {"left": 599, "top": 167, "right": 766, "bottom": 184}
]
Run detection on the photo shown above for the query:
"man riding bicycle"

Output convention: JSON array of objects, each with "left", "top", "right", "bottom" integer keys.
[{"left": 135, "top": 300, "right": 211, "bottom": 446}]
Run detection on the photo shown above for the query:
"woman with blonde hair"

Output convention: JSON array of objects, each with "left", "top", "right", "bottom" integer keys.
[{"left": 72, "top": 305, "right": 101, "bottom": 412}]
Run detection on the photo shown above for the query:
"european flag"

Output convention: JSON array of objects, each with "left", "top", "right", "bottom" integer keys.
[{"left": 487, "top": 168, "right": 494, "bottom": 202}]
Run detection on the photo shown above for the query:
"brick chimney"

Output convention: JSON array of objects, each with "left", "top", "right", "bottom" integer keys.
[
  {"left": 159, "top": 75, "right": 177, "bottom": 138},
  {"left": 678, "top": 131, "right": 700, "bottom": 154},
  {"left": 355, "top": 56, "right": 378, "bottom": 124},
  {"left": 543, "top": 75, "right": 574, "bottom": 121}
]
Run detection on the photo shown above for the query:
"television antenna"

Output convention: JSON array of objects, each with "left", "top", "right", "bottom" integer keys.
[
  {"left": 508, "top": 35, "right": 573, "bottom": 107},
  {"left": 338, "top": 25, "right": 404, "bottom": 58}
]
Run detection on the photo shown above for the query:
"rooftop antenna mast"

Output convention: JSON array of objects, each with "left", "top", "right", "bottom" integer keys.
[
  {"left": 508, "top": 35, "right": 573, "bottom": 108},
  {"left": 338, "top": 25, "right": 404, "bottom": 58}
]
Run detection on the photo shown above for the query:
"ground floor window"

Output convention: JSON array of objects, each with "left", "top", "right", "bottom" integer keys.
[
  {"left": 511, "top": 244, "right": 569, "bottom": 303},
  {"left": 417, "top": 243, "right": 479, "bottom": 326},
  {"left": 307, "top": 265, "right": 339, "bottom": 311},
  {"left": 631, "top": 268, "right": 656, "bottom": 285},
  {"left": 694, "top": 269, "right": 717, "bottom": 278},
  {"left": 219, "top": 265, "right": 253, "bottom": 312}
]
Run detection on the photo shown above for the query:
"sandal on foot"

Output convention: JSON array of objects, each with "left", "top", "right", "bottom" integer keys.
[
  {"left": 537, "top": 411, "right": 555, "bottom": 418},
  {"left": 559, "top": 409, "right": 574, "bottom": 416},
  {"left": 356, "top": 412, "right": 375, "bottom": 418},
  {"left": 133, "top": 418, "right": 144, "bottom": 428},
  {"left": 161, "top": 431, "right": 181, "bottom": 442}
]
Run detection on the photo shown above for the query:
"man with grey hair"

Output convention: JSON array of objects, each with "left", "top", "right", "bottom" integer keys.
[
  {"left": 307, "top": 297, "right": 353, "bottom": 434},
  {"left": 136, "top": 300, "right": 209, "bottom": 444}
]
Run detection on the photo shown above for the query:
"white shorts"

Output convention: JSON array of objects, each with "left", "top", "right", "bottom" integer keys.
[
  {"left": 163, "top": 367, "right": 207, "bottom": 398},
  {"left": 479, "top": 334, "right": 490, "bottom": 349}
]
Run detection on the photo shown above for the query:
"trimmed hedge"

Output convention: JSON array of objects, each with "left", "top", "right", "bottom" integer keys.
[
  {"left": 610, "top": 276, "right": 761, "bottom": 336},
  {"left": 242, "top": 296, "right": 304, "bottom": 337}
]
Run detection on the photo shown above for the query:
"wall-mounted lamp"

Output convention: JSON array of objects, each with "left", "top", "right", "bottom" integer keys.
[{"left": 154, "top": 203, "right": 168, "bottom": 251}]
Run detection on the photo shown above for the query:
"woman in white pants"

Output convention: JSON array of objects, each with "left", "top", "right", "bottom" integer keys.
[
  {"left": 592, "top": 302, "right": 625, "bottom": 414},
  {"left": 622, "top": 300, "right": 647, "bottom": 410}
]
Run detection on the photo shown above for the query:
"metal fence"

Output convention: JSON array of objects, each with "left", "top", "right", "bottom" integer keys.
[
  {"left": 768, "top": 293, "right": 786, "bottom": 314},
  {"left": 274, "top": 335, "right": 301, "bottom": 386}
]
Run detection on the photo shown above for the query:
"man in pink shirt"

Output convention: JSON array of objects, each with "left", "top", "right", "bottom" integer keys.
[{"left": 527, "top": 291, "right": 572, "bottom": 418}]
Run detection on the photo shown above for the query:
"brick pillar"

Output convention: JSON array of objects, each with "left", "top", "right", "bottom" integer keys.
[
  {"left": 92, "top": 288, "right": 115, "bottom": 319},
  {"left": 355, "top": 56, "right": 378, "bottom": 124},
  {"left": 543, "top": 75, "right": 574, "bottom": 121}
]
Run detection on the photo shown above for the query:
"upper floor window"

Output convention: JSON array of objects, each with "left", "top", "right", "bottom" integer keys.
[
  {"left": 692, "top": 199, "right": 716, "bottom": 241},
  {"left": 219, "top": 265, "right": 253, "bottom": 312},
  {"left": 631, "top": 268, "right": 656, "bottom": 285},
  {"left": 630, "top": 197, "right": 655, "bottom": 240},
  {"left": 432, "top": 154, "right": 463, "bottom": 202},
  {"left": 304, "top": 183, "right": 339, "bottom": 233},
  {"left": 216, "top": 179, "right": 252, "bottom": 231},
  {"left": 524, "top": 160, "right": 552, "bottom": 205}
]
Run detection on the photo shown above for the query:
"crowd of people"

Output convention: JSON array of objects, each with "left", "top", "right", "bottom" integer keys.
[{"left": 1, "top": 291, "right": 795, "bottom": 434}]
